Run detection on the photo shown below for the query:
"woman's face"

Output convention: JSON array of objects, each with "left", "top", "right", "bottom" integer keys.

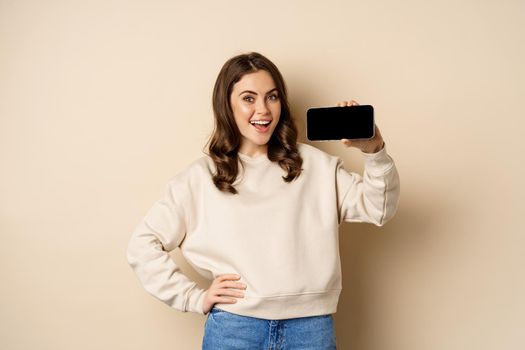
[{"left": 230, "top": 70, "right": 281, "bottom": 156}]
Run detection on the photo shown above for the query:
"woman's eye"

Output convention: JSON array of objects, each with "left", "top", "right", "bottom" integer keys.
[{"left": 243, "top": 94, "right": 278, "bottom": 102}]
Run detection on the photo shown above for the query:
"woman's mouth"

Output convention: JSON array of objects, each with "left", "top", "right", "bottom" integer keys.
[{"left": 250, "top": 120, "right": 272, "bottom": 133}]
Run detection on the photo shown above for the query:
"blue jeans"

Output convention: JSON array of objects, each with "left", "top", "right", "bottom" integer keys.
[{"left": 202, "top": 307, "right": 337, "bottom": 349}]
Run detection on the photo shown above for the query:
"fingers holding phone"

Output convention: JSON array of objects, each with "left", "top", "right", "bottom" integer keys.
[{"left": 337, "top": 100, "right": 359, "bottom": 107}]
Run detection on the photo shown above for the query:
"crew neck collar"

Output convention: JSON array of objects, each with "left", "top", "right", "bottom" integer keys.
[{"left": 238, "top": 152, "right": 270, "bottom": 163}]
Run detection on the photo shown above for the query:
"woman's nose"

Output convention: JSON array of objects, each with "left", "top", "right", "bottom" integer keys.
[{"left": 255, "top": 99, "right": 270, "bottom": 115}]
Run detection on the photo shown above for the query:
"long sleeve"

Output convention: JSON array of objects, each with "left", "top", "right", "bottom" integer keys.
[
  {"left": 336, "top": 145, "right": 400, "bottom": 226},
  {"left": 126, "top": 180, "right": 206, "bottom": 315}
]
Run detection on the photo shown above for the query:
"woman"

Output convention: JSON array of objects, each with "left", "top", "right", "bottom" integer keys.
[{"left": 127, "top": 52, "right": 400, "bottom": 349}]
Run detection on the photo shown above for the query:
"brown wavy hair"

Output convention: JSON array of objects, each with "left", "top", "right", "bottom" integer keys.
[{"left": 203, "top": 52, "right": 303, "bottom": 194}]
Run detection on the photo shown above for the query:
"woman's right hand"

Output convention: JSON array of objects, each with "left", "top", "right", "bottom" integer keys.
[{"left": 202, "top": 274, "right": 247, "bottom": 314}]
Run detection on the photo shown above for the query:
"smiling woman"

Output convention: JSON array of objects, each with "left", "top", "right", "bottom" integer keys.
[
  {"left": 206, "top": 52, "right": 304, "bottom": 195},
  {"left": 126, "top": 51, "right": 400, "bottom": 350}
]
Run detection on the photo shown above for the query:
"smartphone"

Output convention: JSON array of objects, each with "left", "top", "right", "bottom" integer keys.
[{"left": 306, "top": 105, "right": 375, "bottom": 141}]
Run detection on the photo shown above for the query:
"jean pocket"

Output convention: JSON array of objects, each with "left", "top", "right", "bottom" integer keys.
[{"left": 210, "top": 306, "right": 226, "bottom": 314}]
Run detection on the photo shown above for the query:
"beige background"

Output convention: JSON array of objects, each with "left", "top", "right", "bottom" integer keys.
[{"left": 1, "top": 0, "right": 524, "bottom": 349}]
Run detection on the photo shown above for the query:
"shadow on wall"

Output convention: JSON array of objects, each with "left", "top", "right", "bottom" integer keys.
[{"left": 335, "top": 192, "right": 450, "bottom": 349}]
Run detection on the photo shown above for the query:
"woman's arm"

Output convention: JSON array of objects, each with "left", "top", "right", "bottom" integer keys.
[
  {"left": 335, "top": 99, "right": 400, "bottom": 226},
  {"left": 126, "top": 180, "right": 207, "bottom": 315},
  {"left": 336, "top": 146, "right": 400, "bottom": 226}
]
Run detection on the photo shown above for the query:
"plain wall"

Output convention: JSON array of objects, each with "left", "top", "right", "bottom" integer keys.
[{"left": 1, "top": 0, "right": 524, "bottom": 349}]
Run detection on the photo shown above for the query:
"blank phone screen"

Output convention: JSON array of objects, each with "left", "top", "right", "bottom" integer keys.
[{"left": 306, "top": 105, "right": 374, "bottom": 141}]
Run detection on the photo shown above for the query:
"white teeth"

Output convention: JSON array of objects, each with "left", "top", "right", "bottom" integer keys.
[{"left": 250, "top": 120, "right": 271, "bottom": 125}]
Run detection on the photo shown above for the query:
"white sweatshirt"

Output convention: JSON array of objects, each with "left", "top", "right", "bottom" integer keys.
[{"left": 126, "top": 142, "right": 400, "bottom": 320}]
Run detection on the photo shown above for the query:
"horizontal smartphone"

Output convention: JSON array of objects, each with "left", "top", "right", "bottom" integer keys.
[{"left": 306, "top": 105, "right": 375, "bottom": 141}]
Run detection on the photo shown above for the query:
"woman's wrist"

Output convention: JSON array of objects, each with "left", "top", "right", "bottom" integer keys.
[{"left": 362, "top": 141, "right": 385, "bottom": 154}]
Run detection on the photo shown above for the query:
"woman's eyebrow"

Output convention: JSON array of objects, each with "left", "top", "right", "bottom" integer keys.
[{"left": 239, "top": 88, "right": 278, "bottom": 96}]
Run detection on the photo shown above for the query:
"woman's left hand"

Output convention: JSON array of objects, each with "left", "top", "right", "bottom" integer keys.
[{"left": 337, "top": 100, "right": 385, "bottom": 153}]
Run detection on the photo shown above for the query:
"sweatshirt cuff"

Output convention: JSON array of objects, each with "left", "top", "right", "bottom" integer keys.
[
  {"left": 361, "top": 144, "right": 395, "bottom": 176},
  {"left": 185, "top": 285, "right": 207, "bottom": 315}
]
